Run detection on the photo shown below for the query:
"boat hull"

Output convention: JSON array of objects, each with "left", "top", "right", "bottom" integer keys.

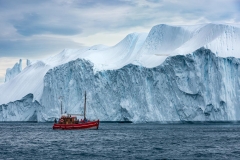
[{"left": 53, "top": 120, "right": 100, "bottom": 130}]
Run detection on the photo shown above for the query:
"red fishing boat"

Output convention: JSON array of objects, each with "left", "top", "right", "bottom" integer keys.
[{"left": 53, "top": 91, "right": 99, "bottom": 130}]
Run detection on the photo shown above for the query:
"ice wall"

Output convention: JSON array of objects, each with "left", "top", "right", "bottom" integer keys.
[
  {"left": 39, "top": 48, "right": 240, "bottom": 122},
  {"left": 1, "top": 48, "right": 240, "bottom": 122}
]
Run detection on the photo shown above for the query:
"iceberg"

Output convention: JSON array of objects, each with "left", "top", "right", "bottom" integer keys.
[
  {"left": 1, "top": 23, "right": 240, "bottom": 122},
  {"left": 1, "top": 48, "right": 240, "bottom": 122}
]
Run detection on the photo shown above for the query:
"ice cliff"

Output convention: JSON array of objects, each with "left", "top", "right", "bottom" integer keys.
[
  {"left": 1, "top": 48, "right": 240, "bottom": 122},
  {"left": 38, "top": 48, "right": 240, "bottom": 121}
]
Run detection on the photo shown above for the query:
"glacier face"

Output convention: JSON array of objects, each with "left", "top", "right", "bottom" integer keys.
[
  {"left": 39, "top": 48, "right": 240, "bottom": 122},
  {"left": 2, "top": 48, "right": 240, "bottom": 122}
]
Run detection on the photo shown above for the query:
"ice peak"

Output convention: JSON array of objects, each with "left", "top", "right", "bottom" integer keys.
[
  {"left": 26, "top": 59, "right": 31, "bottom": 66},
  {"left": 4, "top": 59, "right": 22, "bottom": 83}
]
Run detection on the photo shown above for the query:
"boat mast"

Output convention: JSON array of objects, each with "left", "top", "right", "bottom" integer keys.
[
  {"left": 84, "top": 91, "right": 86, "bottom": 119},
  {"left": 61, "top": 100, "right": 62, "bottom": 115}
]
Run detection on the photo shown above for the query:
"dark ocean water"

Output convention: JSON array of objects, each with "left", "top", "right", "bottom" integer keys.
[{"left": 1, "top": 122, "right": 240, "bottom": 159}]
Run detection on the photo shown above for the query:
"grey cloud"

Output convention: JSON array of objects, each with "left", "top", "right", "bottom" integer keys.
[
  {"left": 0, "top": 38, "right": 83, "bottom": 58},
  {"left": 4, "top": 0, "right": 240, "bottom": 39},
  {"left": 146, "top": 0, "right": 163, "bottom": 3},
  {"left": 11, "top": 13, "right": 82, "bottom": 36},
  {"left": 0, "top": 0, "right": 47, "bottom": 9},
  {"left": 71, "top": 0, "right": 136, "bottom": 8},
  {"left": 0, "top": 0, "right": 239, "bottom": 61}
]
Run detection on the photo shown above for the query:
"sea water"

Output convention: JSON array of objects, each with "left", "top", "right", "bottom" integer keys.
[{"left": 0, "top": 122, "right": 240, "bottom": 159}]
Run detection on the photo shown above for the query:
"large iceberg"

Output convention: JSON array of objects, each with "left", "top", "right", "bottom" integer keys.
[
  {"left": 1, "top": 23, "right": 240, "bottom": 122},
  {"left": 1, "top": 48, "right": 240, "bottom": 122}
]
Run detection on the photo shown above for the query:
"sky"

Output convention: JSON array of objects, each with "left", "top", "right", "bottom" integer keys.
[{"left": 0, "top": 0, "right": 240, "bottom": 83}]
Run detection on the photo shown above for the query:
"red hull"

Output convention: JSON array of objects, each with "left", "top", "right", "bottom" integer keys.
[{"left": 53, "top": 120, "right": 99, "bottom": 130}]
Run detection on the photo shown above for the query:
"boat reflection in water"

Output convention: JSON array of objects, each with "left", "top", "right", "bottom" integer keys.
[{"left": 53, "top": 91, "right": 99, "bottom": 130}]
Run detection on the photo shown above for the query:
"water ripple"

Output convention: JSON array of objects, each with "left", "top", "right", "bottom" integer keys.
[{"left": 0, "top": 123, "right": 240, "bottom": 159}]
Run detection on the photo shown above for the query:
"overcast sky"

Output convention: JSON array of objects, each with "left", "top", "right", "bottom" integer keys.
[{"left": 0, "top": 0, "right": 240, "bottom": 83}]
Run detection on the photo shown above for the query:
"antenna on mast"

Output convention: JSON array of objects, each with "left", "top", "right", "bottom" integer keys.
[{"left": 61, "top": 101, "right": 62, "bottom": 115}]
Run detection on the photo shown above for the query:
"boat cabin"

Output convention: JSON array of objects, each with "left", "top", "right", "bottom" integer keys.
[{"left": 58, "top": 116, "right": 79, "bottom": 124}]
